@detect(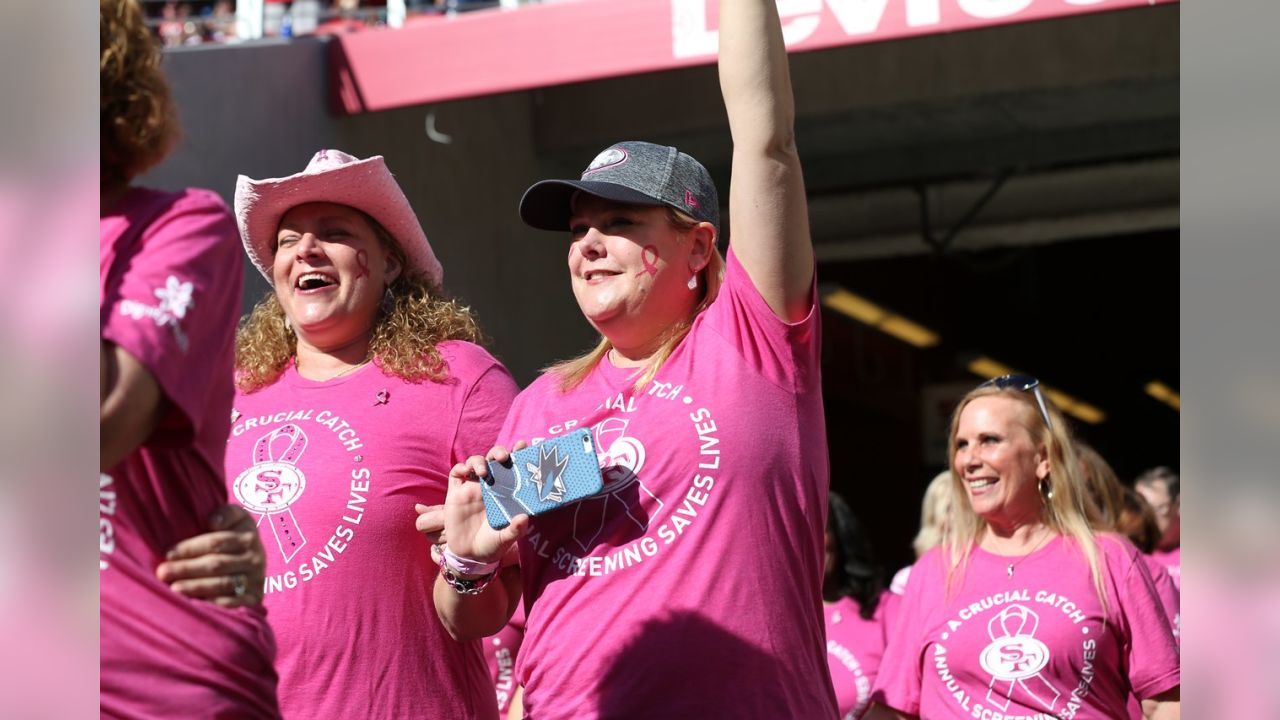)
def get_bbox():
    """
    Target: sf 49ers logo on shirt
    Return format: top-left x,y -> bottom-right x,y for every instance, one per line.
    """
523,383 -> 726,578
233,424 -> 310,562
569,418 -> 664,551
978,604 -> 1059,712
